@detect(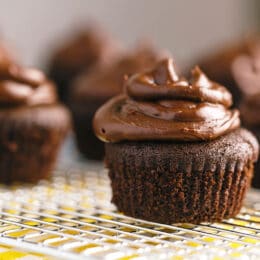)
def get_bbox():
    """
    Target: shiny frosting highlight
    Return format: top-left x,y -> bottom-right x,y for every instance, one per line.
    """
94,58 -> 240,142
0,63 -> 57,106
